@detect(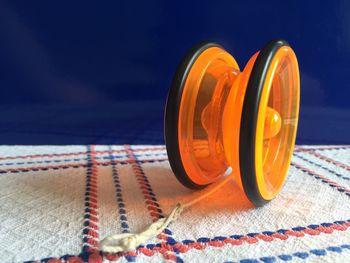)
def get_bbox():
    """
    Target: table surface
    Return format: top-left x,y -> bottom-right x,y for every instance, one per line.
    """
0,145 -> 349,262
